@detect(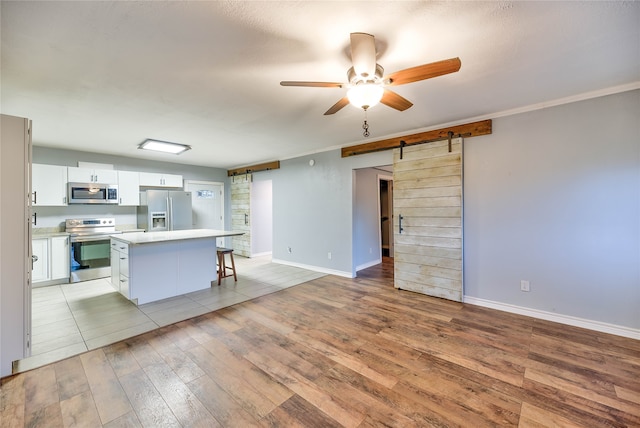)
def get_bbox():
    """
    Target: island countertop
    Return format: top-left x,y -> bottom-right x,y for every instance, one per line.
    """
110,229 -> 243,245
